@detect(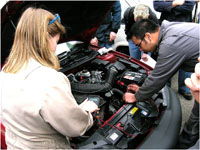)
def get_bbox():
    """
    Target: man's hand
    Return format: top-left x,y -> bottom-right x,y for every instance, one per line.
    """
127,84 -> 140,93
141,53 -> 148,62
172,0 -> 185,7
185,57 -> 200,103
90,37 -> 98,46
123,92 -> 136,103
109,32 -> 117,42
